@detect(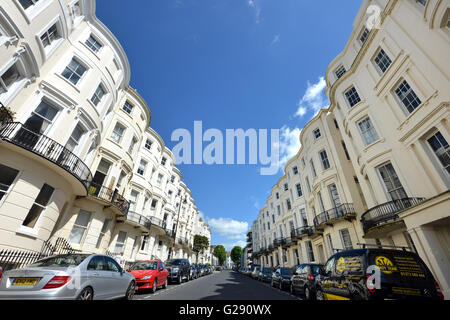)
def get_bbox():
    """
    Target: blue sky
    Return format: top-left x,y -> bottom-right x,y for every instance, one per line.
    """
96,0 -> 362,250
